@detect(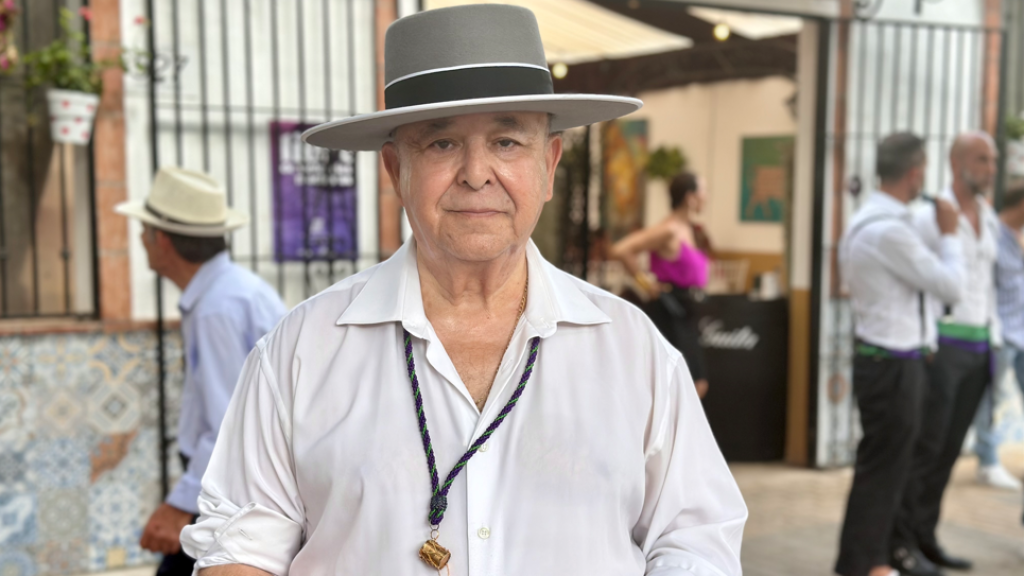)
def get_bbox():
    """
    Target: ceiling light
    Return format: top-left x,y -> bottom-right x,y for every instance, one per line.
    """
713,23 -> 731,41
552,63 -> 568,80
